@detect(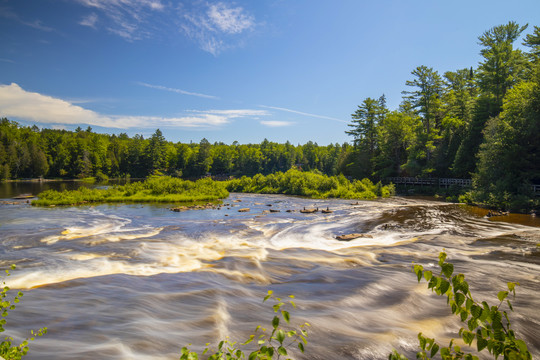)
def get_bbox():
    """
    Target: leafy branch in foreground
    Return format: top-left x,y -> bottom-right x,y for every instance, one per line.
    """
179,291 -> 309,360
1,265 -> 47,360
390,252 -> 531,360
